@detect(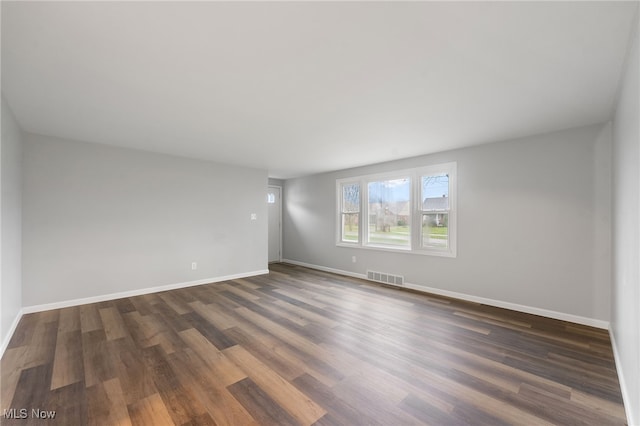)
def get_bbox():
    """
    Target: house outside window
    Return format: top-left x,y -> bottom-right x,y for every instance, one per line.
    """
421,173 -> 450,249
